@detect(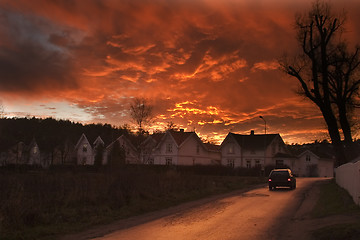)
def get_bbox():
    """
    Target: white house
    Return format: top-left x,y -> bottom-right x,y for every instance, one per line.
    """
73,133 -> 94,165
4,139 -> 42,166
149,129 -> 221,166
220,131 -> 289,169
27,138 -> 41,165
294,149 -> 334,177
